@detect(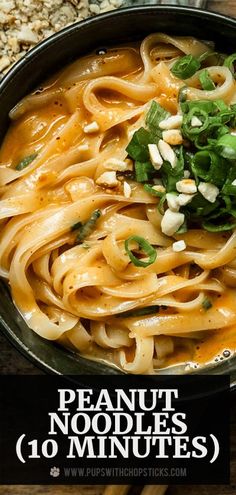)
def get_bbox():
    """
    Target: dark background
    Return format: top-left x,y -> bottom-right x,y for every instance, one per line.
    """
0,331 -> 235,494
0,374 -> 230,485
